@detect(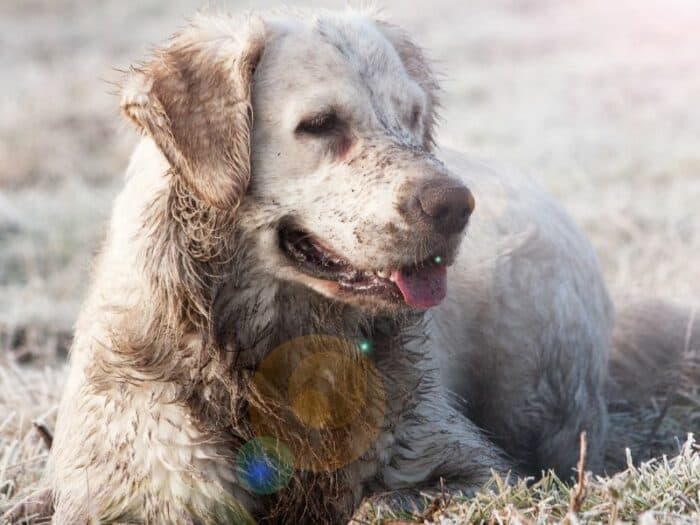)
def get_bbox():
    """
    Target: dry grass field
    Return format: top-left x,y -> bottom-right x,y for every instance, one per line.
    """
1,0 -> 699,523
